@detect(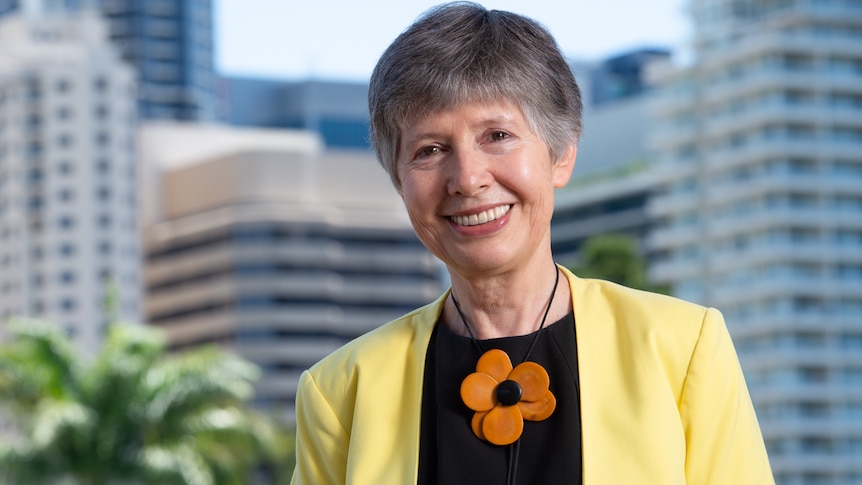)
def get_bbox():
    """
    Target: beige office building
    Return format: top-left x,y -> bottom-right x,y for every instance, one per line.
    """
140,123 -> 443,422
